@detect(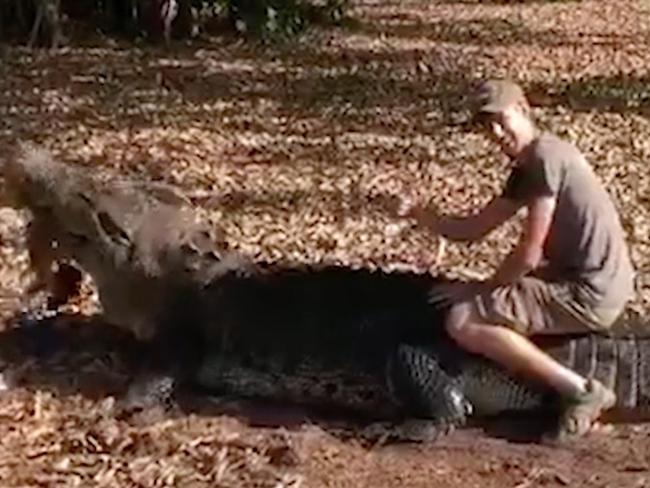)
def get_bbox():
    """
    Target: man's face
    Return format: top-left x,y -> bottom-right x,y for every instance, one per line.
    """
483,104 -> 530,159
